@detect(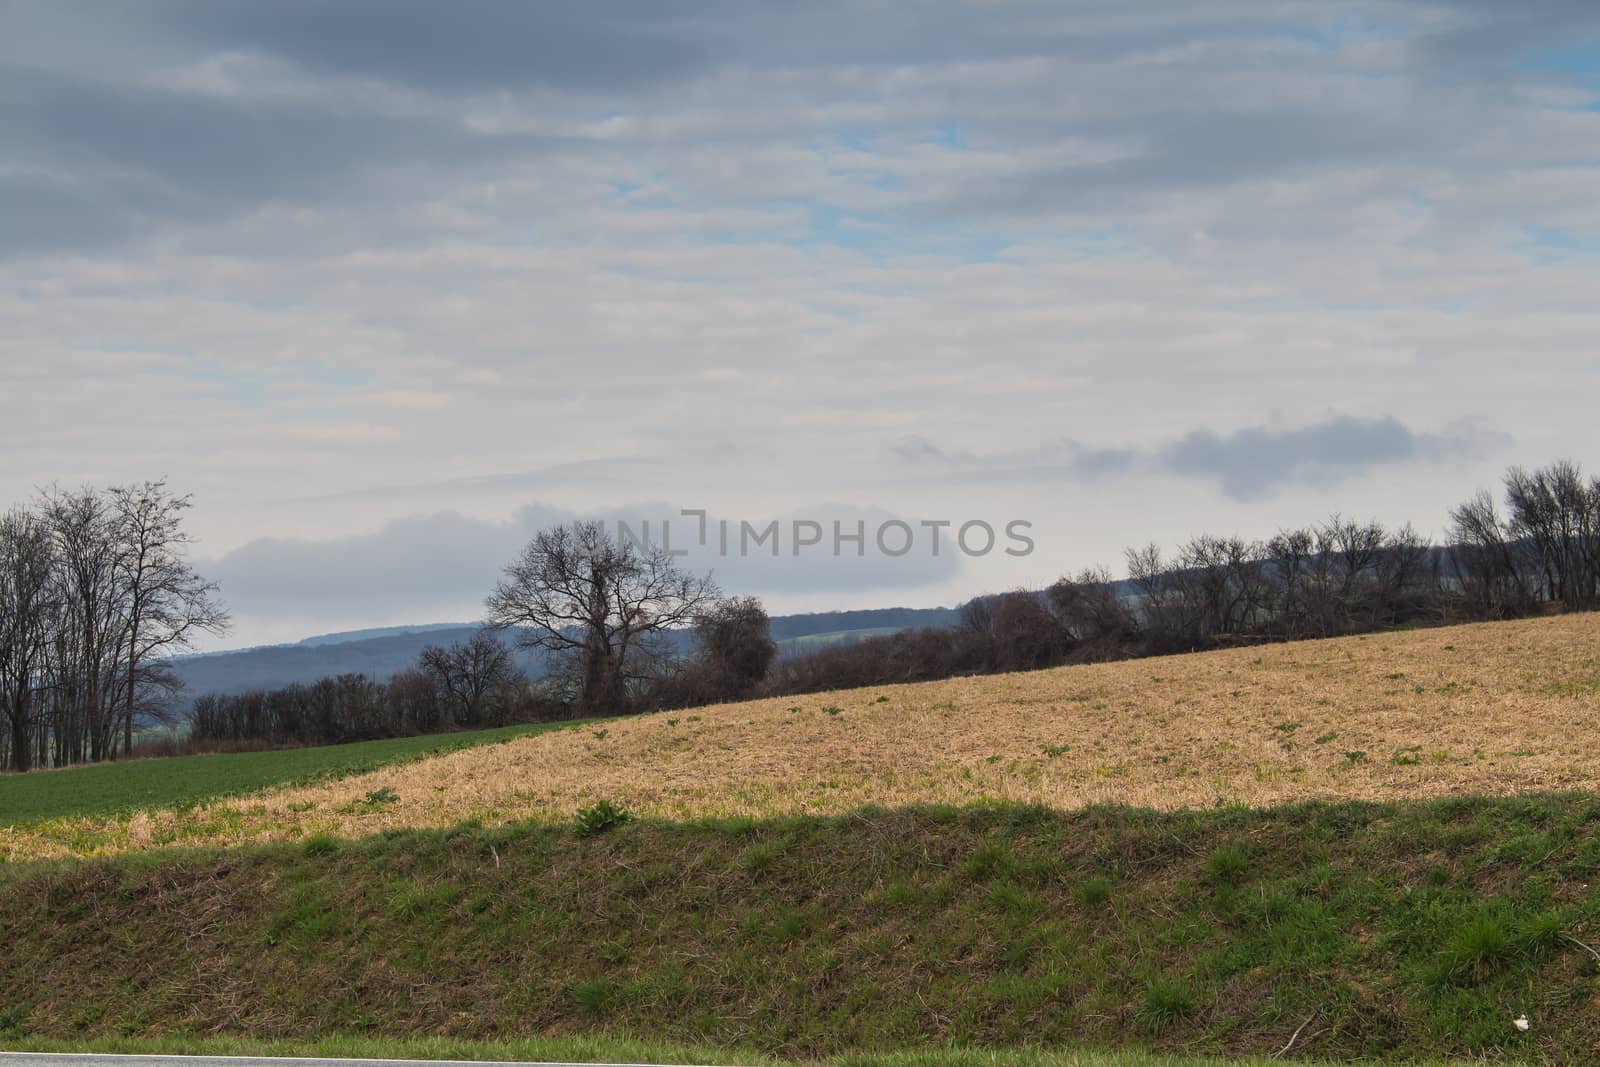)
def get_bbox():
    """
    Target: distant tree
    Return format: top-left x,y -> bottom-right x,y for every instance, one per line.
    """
1448,490 -> 1532,617
961,591 -> 1066,672
1504,461 -> 1600,609
1265,528 -> 1314,637
107,481 -> 229,754
40,487 -> 127,763
386,668 -> 443,735
485,520 -> 719,716
1047,567 -> 1137,657
694,596 -> 778,700
417,630 -> 524,726
0,509 -> 57,771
